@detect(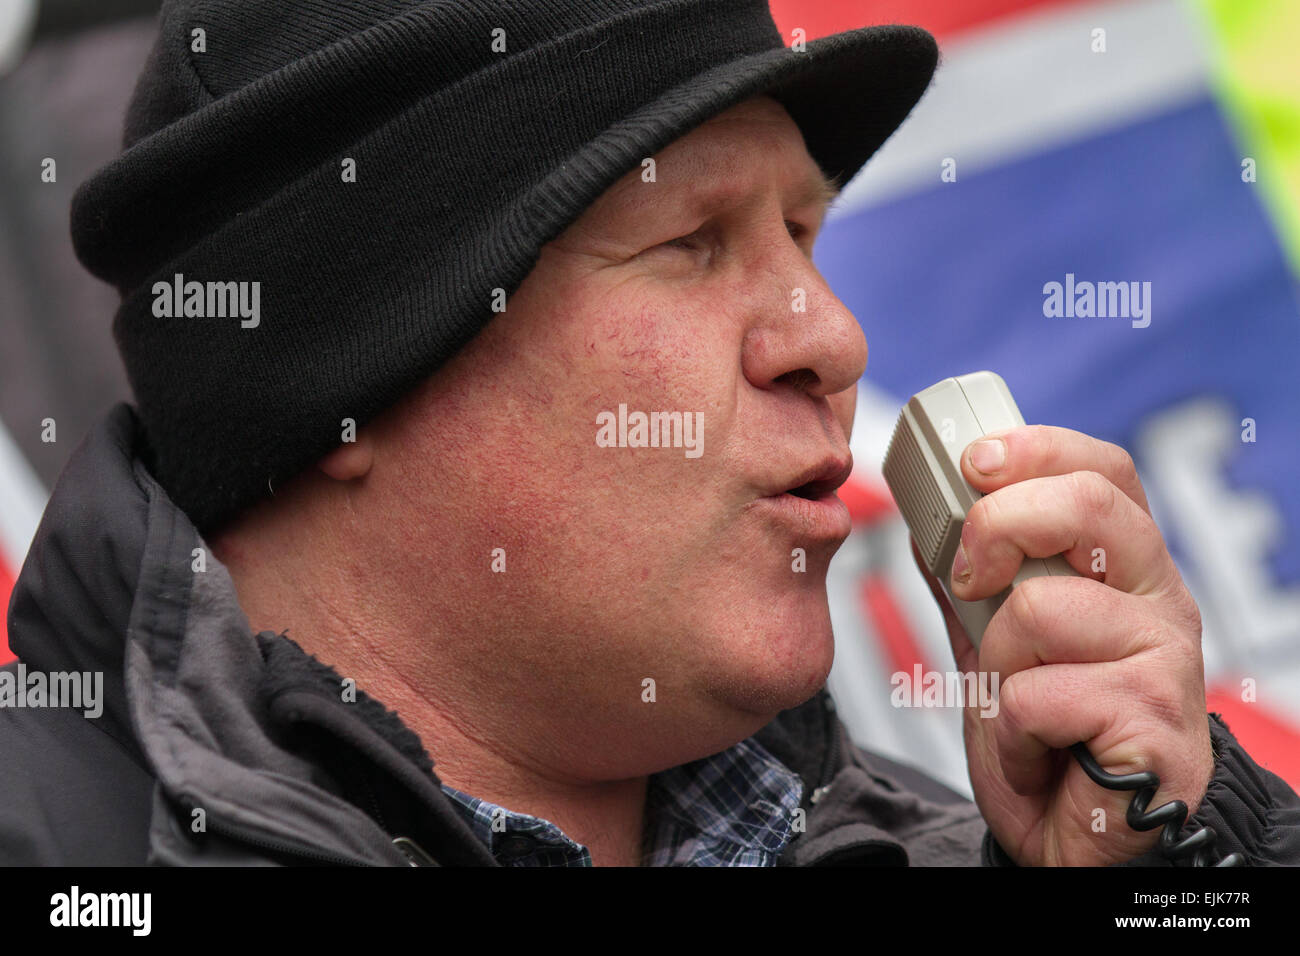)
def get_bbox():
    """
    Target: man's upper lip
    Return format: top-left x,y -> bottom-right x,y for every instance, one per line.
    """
768,453 -> 854,498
